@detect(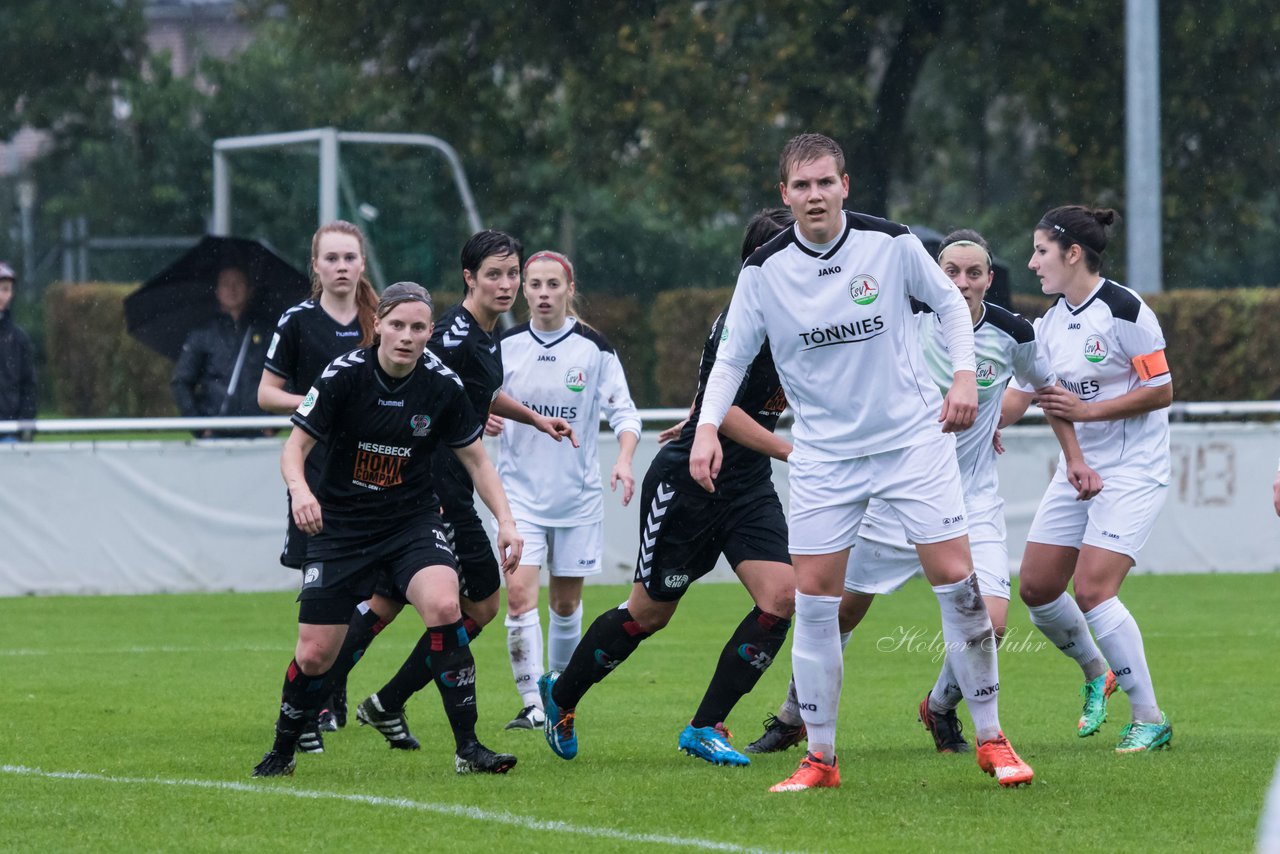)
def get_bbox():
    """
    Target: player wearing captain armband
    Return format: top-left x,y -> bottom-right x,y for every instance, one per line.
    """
1006,205 -> 1174,755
